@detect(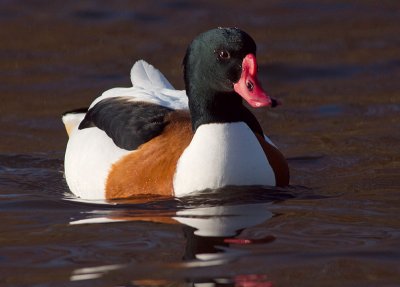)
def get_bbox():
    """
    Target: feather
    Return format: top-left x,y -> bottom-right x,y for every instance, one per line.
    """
130,60 -> 174,90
